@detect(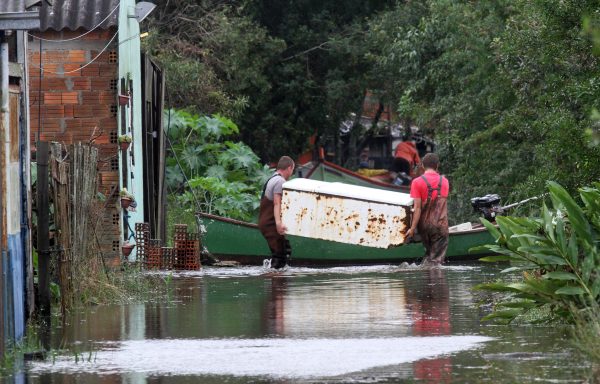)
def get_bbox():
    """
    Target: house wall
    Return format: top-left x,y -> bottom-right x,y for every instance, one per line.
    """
118,2 -> 145,261
28,28 -> 121,264
1,83 -> 26,344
